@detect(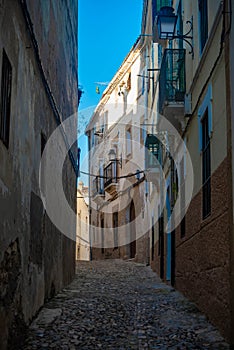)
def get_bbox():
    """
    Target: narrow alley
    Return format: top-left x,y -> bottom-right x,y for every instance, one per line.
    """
23,260 -> 228,350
